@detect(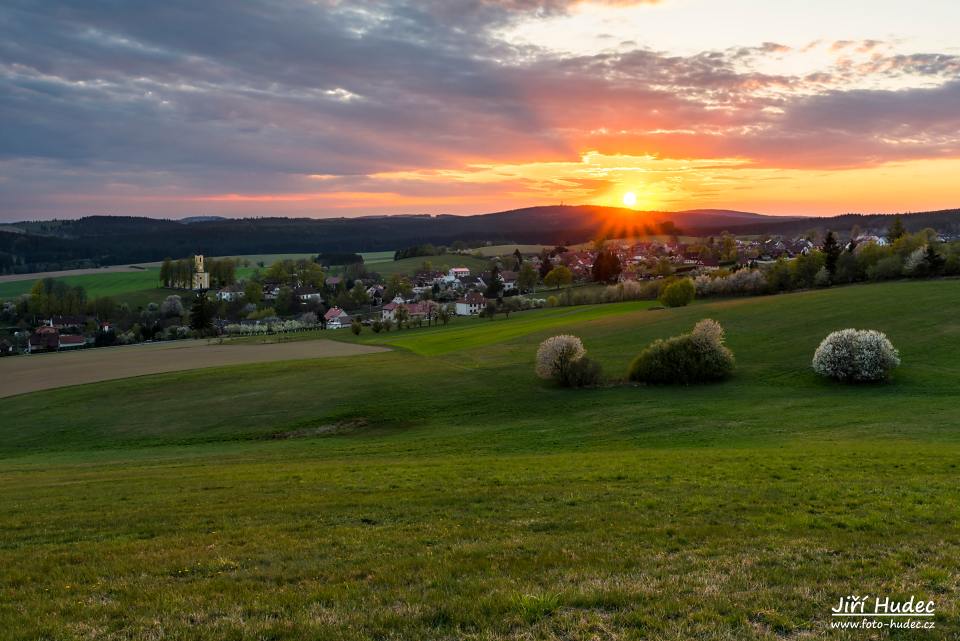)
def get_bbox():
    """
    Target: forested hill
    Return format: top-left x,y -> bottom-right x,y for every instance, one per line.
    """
1,205 -> 958,274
